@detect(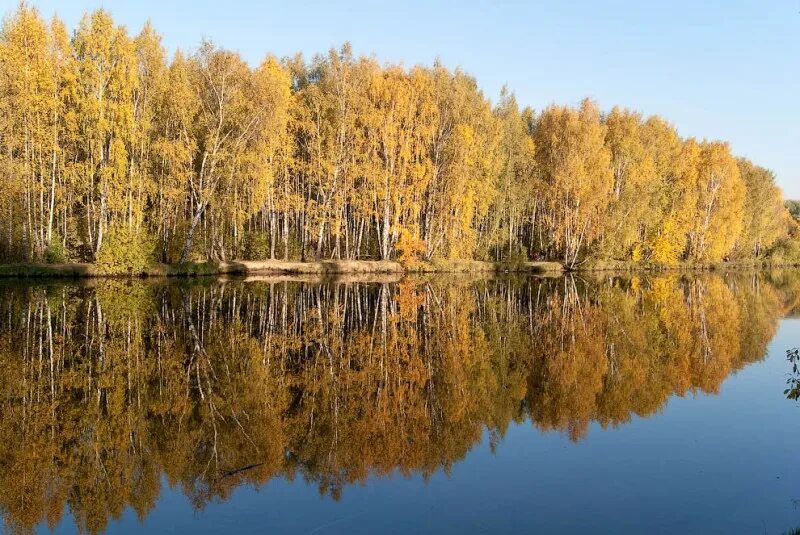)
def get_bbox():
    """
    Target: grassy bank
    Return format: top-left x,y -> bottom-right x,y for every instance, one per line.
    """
0,263 -> 100,278
0,259 -> 564,279
4,257 -> 797,279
